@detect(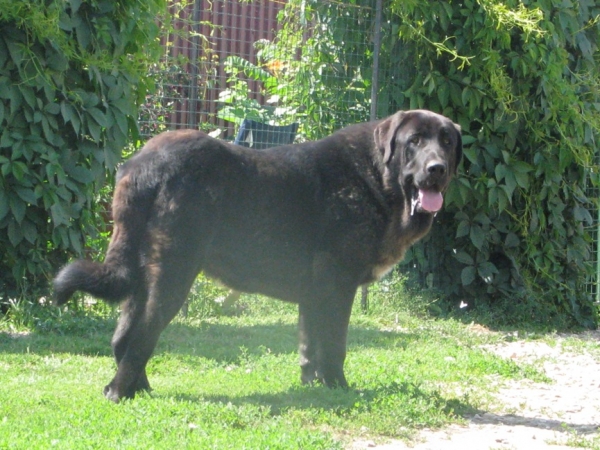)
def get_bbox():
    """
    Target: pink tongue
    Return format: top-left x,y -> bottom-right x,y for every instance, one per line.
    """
419,189 -> 443,212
